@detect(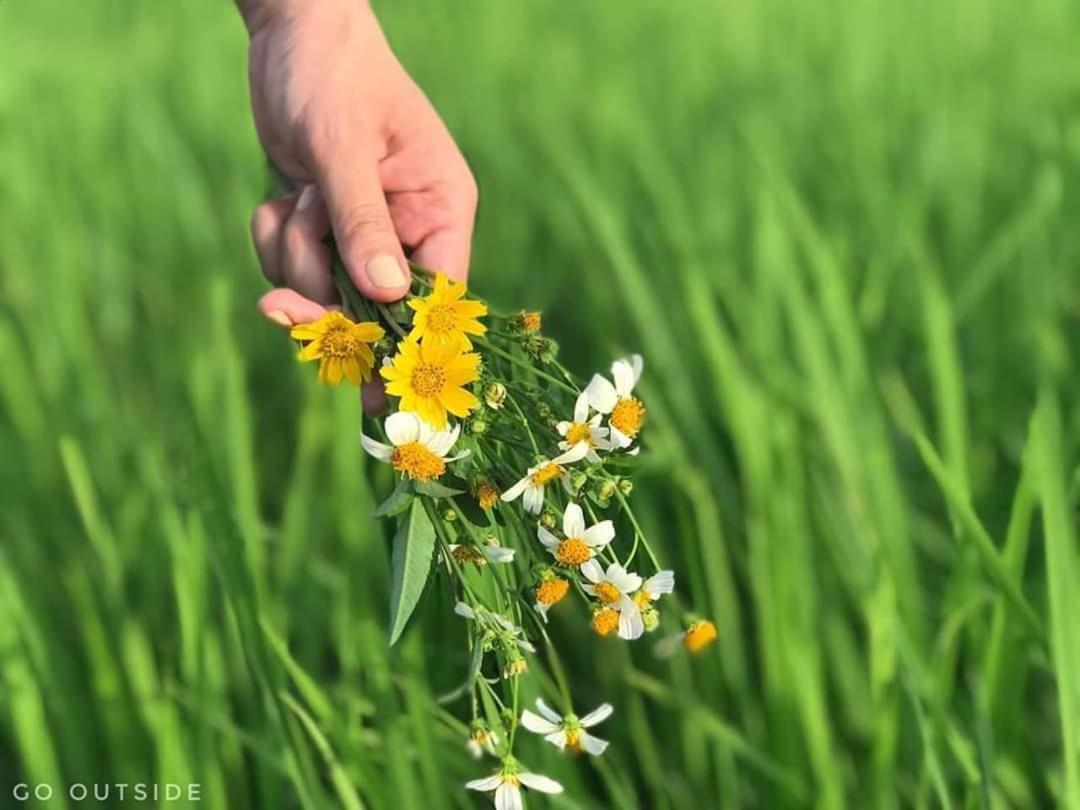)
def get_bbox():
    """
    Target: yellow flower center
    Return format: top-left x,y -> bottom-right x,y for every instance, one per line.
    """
410,362 -> 447,397
594,582 -> 621,604
591,607 -> 619,637
535,577 -> 569,606
520,311 -> 542,333
684,620 -> 718,654
390,442 -> 446,481
451,546 -> 485,566
476,482 -> 500,510
425,304 -> 459,334
319,325 -> 362,360
565,422 -> 593,446
555,538 -> 592,567
633,589 -> 652,608
531,462 -> 563,486
610,397 -> 646,438
565,729 -> 582,752
504,658 -> 527,678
